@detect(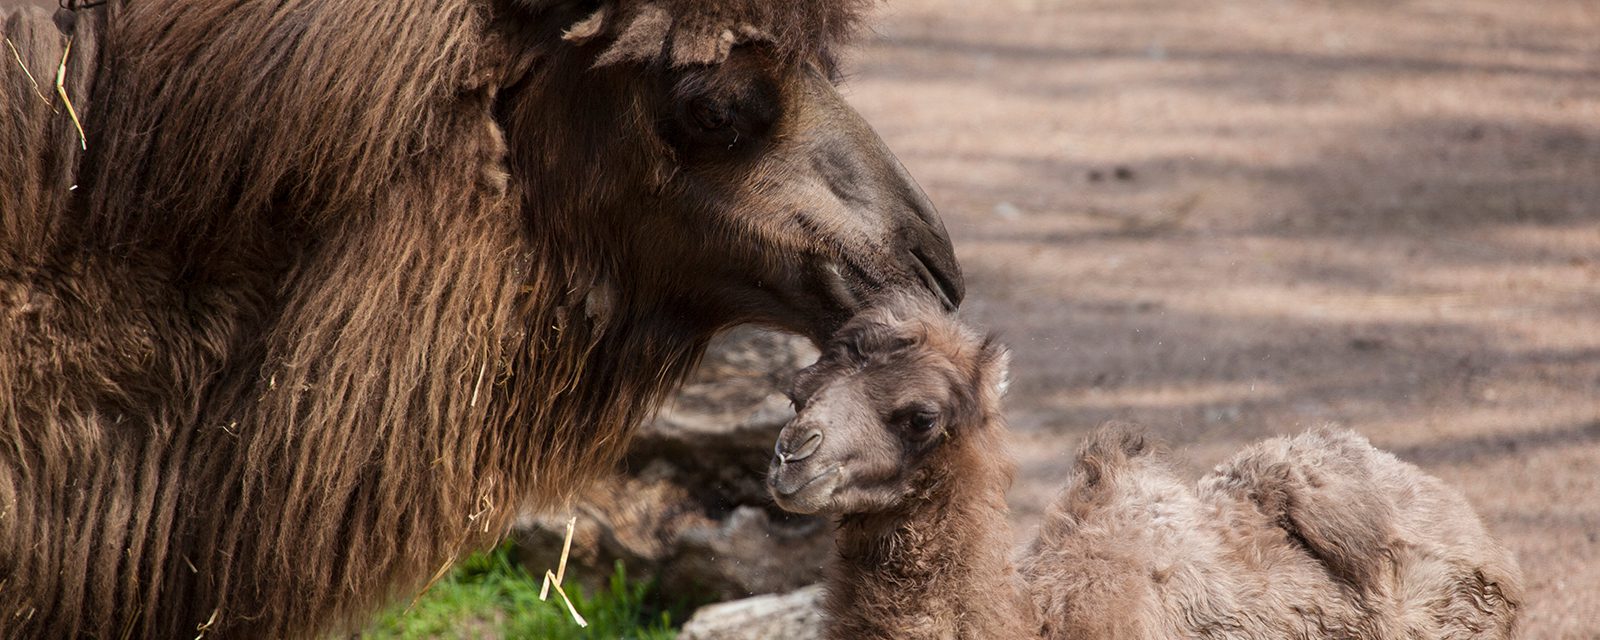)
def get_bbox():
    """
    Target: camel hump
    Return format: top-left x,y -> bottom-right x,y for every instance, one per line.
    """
1209,427 -> 1397,590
